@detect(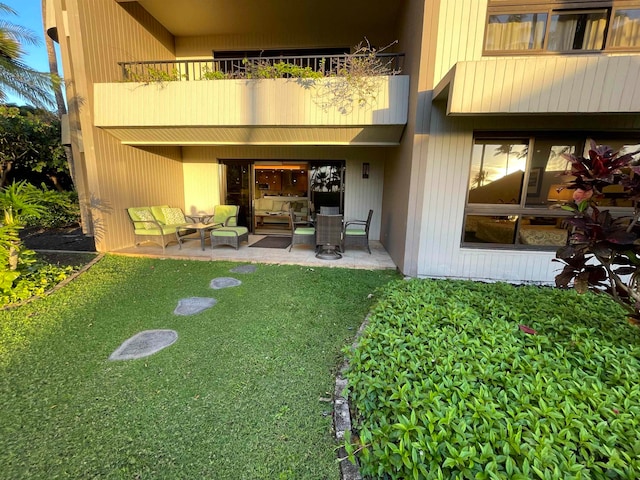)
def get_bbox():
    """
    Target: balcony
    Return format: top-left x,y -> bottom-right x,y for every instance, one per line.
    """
94,54 -> 409,146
